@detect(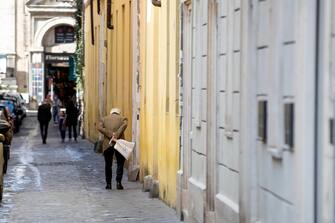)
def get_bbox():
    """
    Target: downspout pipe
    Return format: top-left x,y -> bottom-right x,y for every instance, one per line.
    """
90,0 -> 94,44
179,0 -> 184,176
